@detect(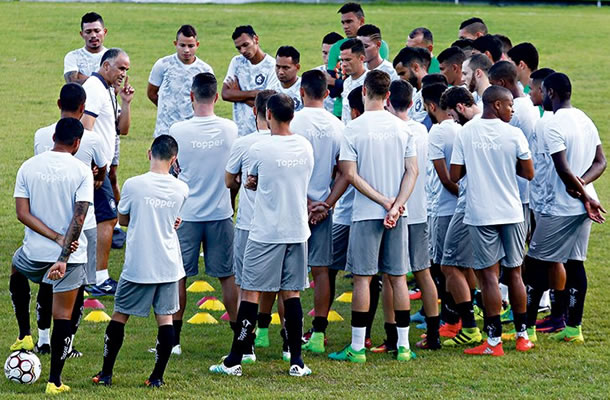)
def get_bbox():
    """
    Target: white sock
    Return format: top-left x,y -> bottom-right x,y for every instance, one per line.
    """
351,326 -> 366,351
487,336 -> 501,346
397,326 -> 410,349
96,270 -> 110,285
67,334 -> 74,353
38,329 -> 50,346
516,330 -> 529,340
